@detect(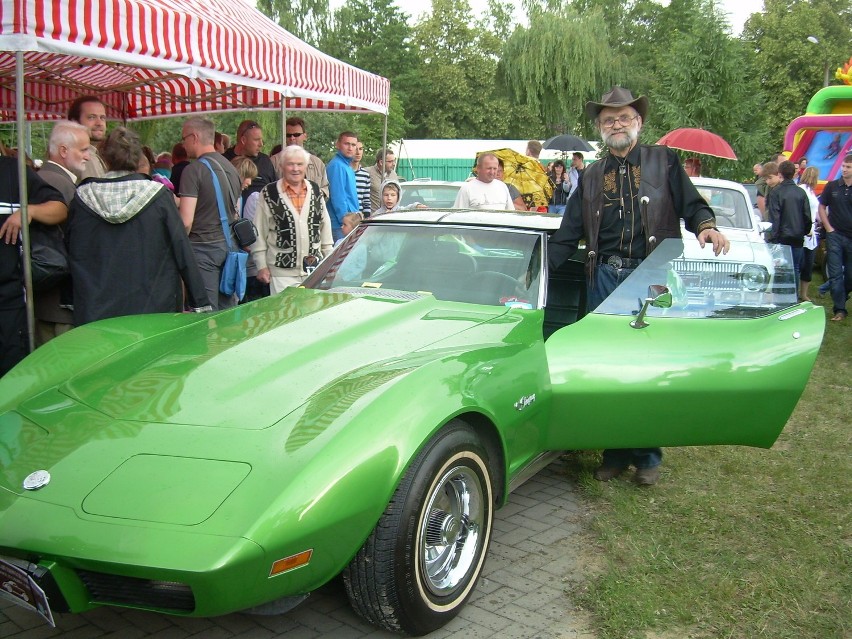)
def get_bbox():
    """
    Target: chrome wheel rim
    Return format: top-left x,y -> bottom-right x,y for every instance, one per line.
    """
419,464 -> 486,597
